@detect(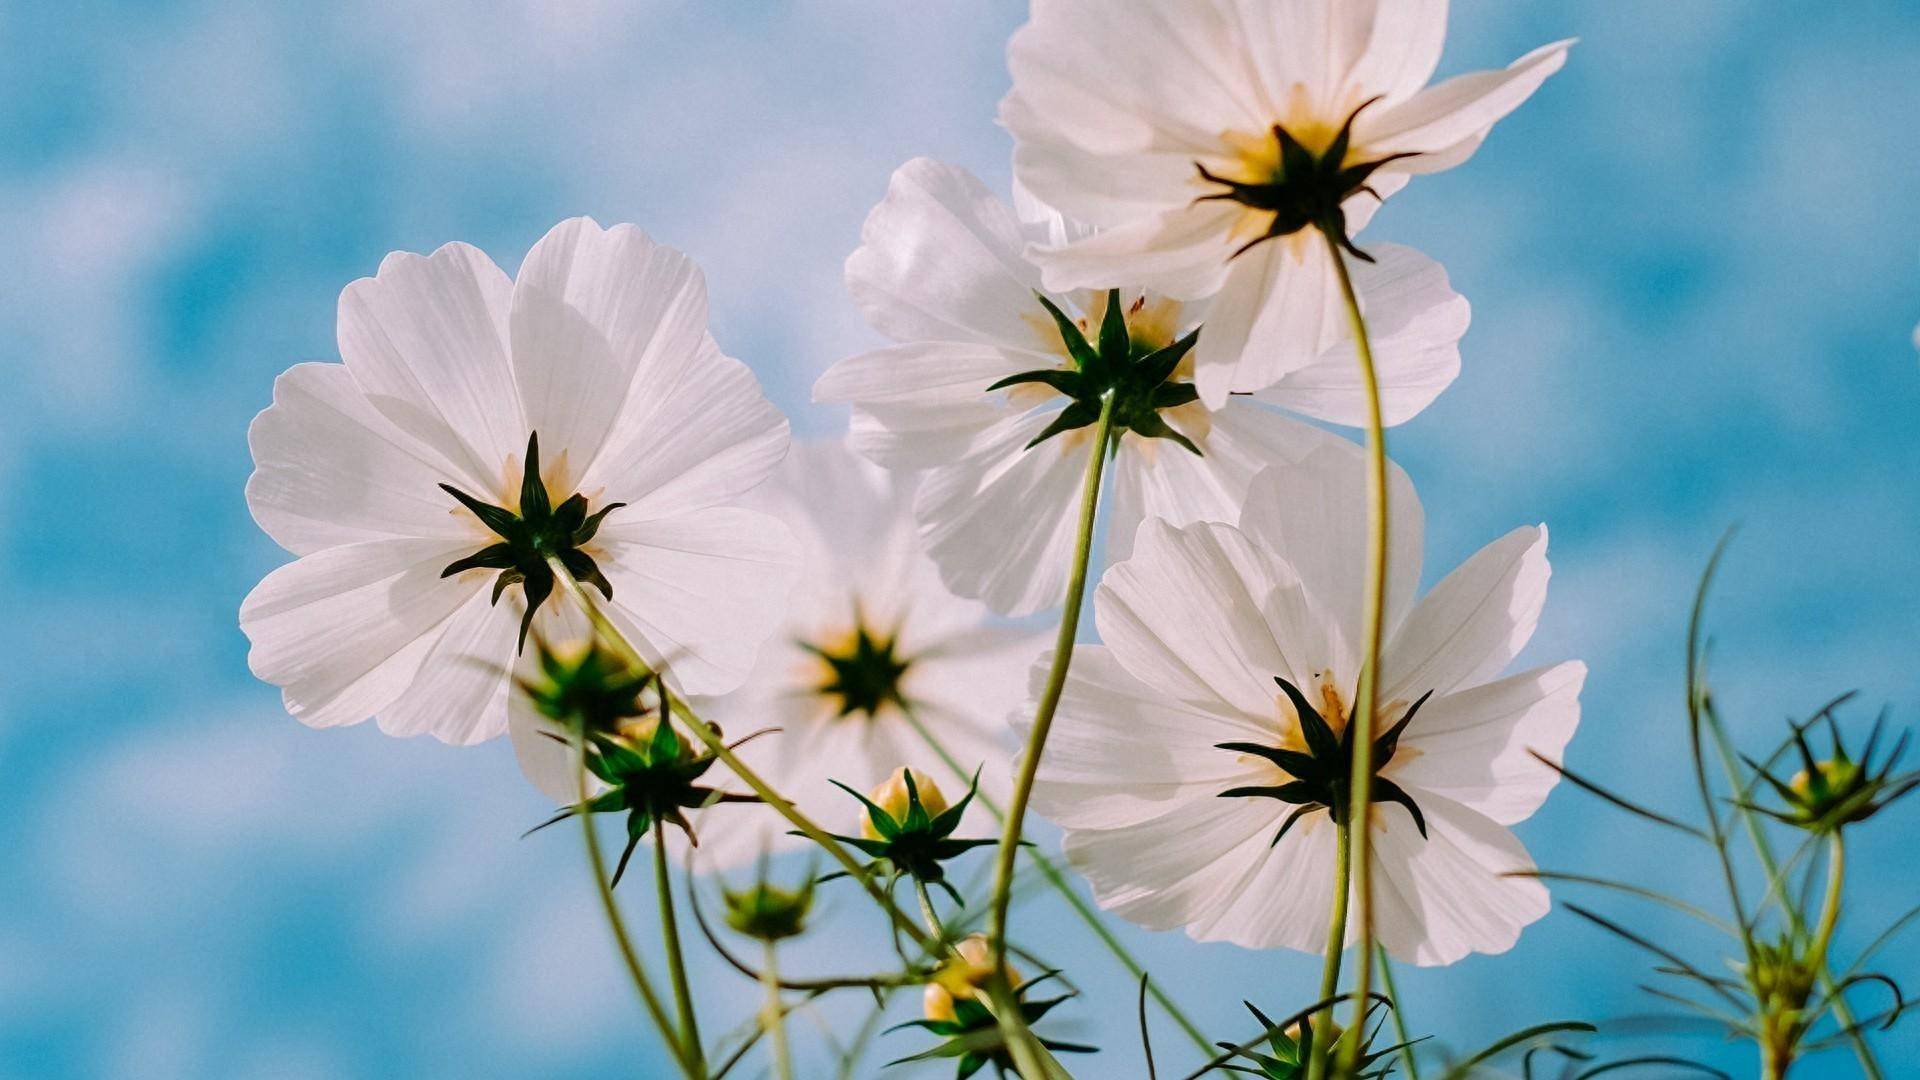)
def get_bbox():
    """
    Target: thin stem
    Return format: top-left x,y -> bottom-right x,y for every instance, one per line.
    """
1324,230 -> 1389,1075
985,395 -> 1118,1078
1809,832 -> 1845,974
902,707 -> 1213,1055
1306,818 -> 1353,1080
1707,708 -> 1882,1079
573,733 -> 695,1078
1375,946 -> 1421,1080
654,819 -> 705,1076
915,876 -> 947,944
761,940 -> 795,1080
545,557 -> 935,954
